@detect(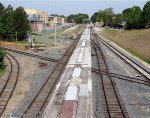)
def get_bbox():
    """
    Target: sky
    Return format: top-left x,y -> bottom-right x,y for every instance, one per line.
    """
0,0 -> 148,17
